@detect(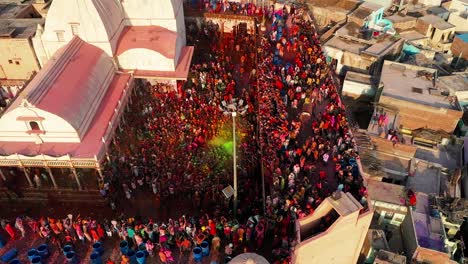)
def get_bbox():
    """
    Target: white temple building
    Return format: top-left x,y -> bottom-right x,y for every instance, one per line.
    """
0,0 -> 193,189
32,0 -> 193,79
